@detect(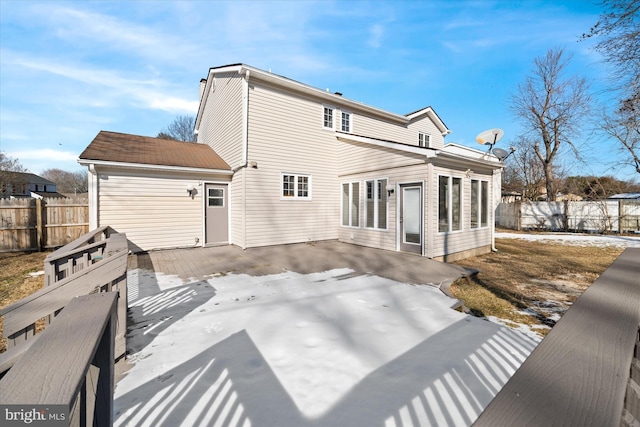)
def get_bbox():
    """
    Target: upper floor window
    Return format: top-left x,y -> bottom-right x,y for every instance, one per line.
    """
282,173 -> 311,199
323,106 -> 334,129
438,175 -> 462,232
341,111 -> 352,133
418,132 -> 431,148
